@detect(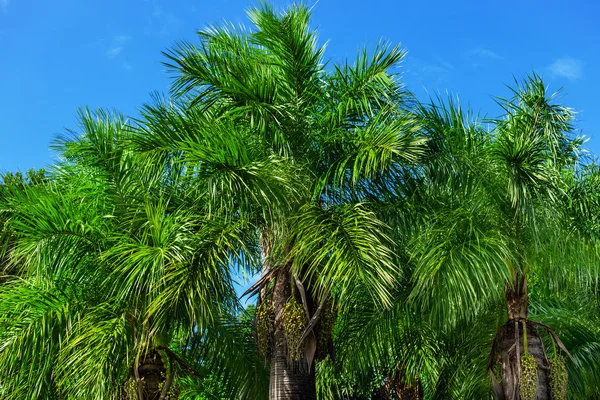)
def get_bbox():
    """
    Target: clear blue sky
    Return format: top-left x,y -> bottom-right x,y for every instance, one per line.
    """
1,0 -> 599,173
